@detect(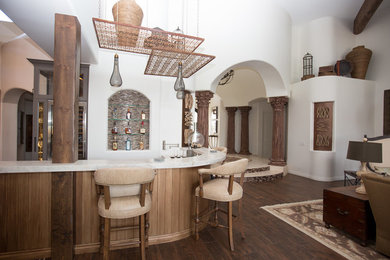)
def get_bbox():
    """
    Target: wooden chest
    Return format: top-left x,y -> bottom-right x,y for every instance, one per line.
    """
323,186 -> 375,245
